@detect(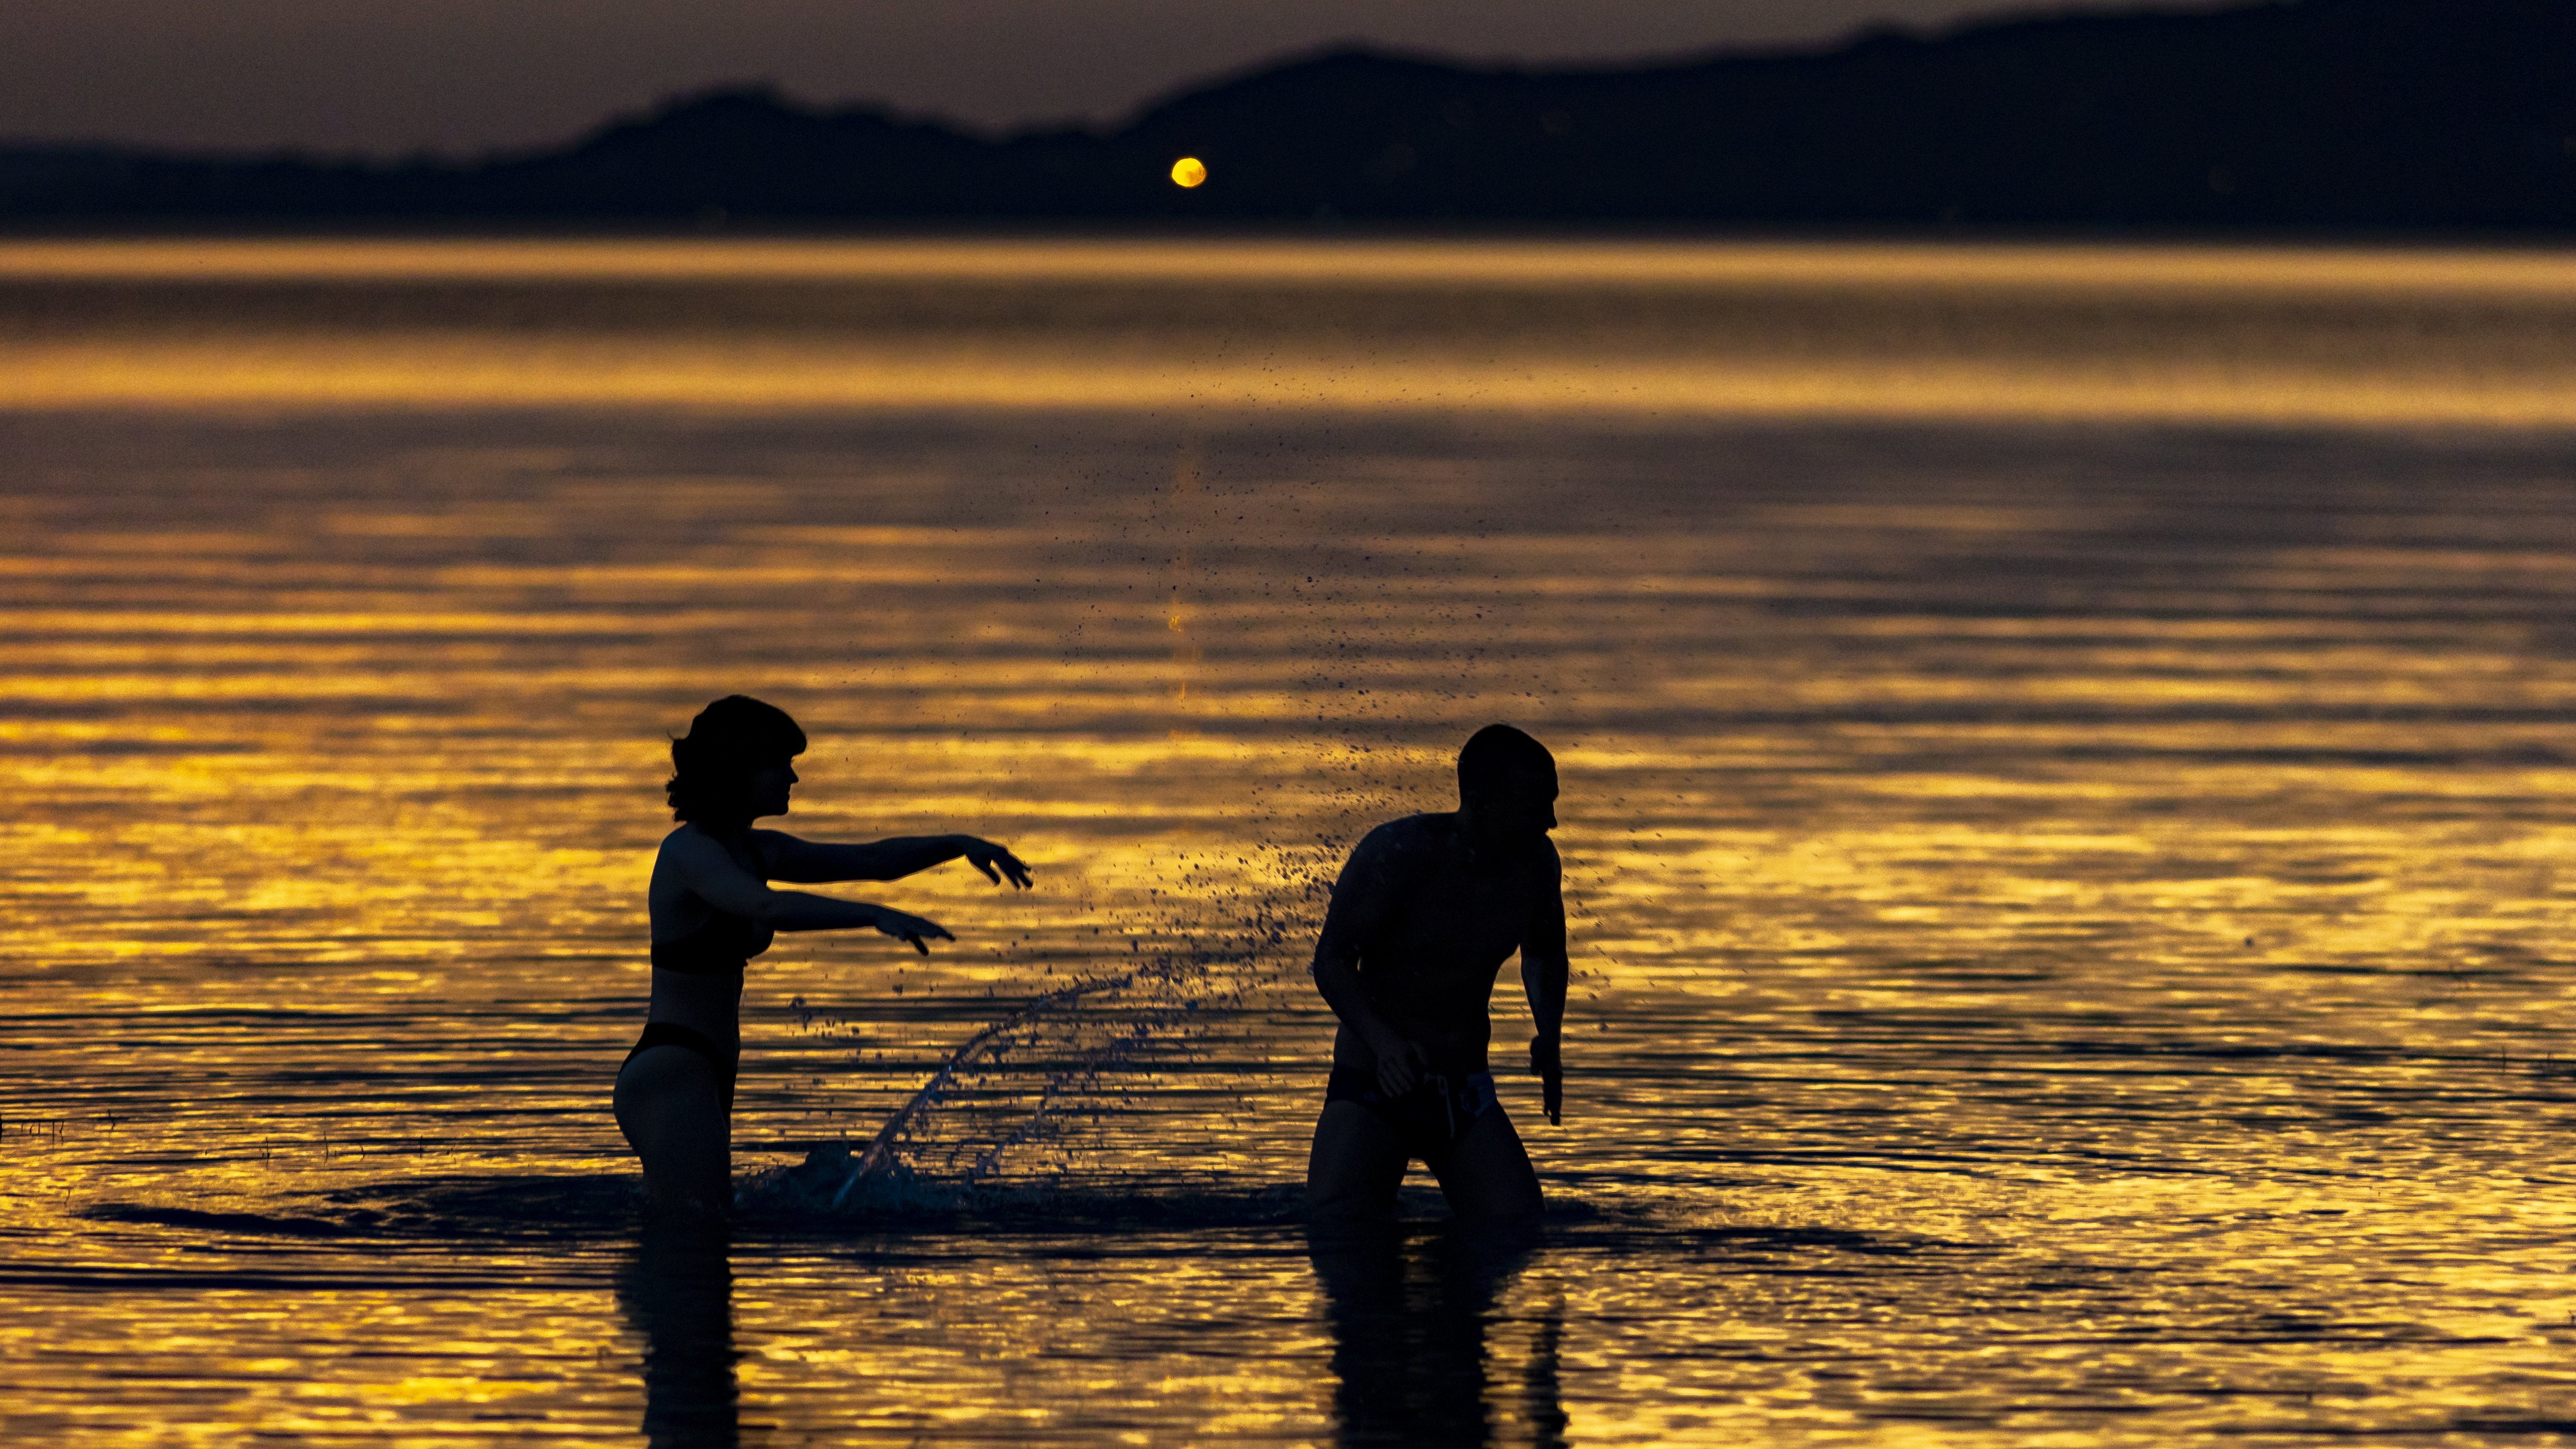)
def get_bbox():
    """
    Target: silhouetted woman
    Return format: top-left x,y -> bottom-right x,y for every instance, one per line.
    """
616,695 -> 1032,1220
